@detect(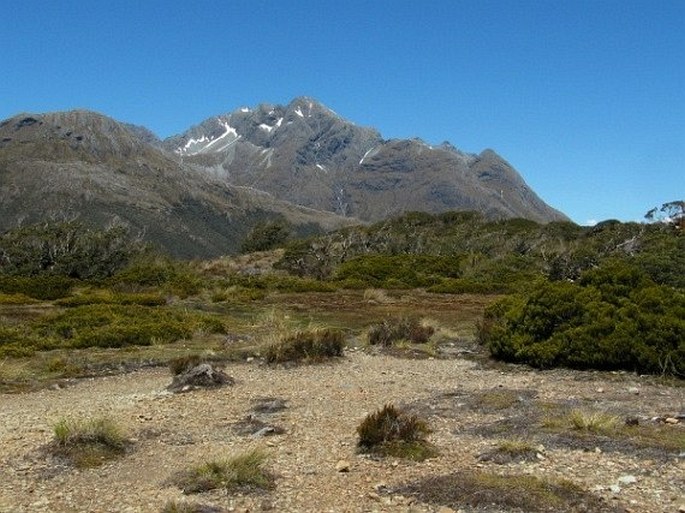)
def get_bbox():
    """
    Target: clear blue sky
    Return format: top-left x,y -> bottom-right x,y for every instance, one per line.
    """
1,1 -> 683,225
